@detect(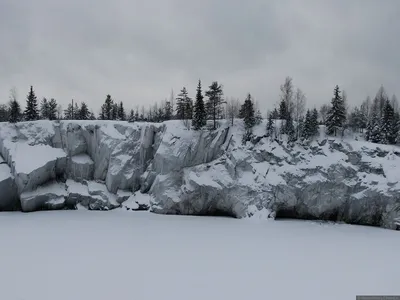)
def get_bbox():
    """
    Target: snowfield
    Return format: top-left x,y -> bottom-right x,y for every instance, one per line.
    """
0,210 -> 398,300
